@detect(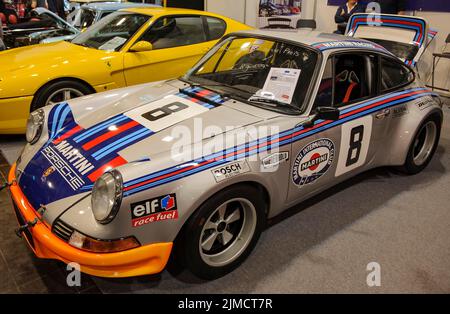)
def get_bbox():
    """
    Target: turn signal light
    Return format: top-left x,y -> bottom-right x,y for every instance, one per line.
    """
69,231 -> 140,253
